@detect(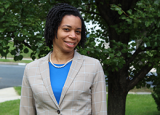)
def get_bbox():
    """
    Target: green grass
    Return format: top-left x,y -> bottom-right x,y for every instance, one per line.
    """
0,87 -> 21,115
130,87 -> 153,92
0,99 -> 20,115
106,86 -> 153,92
1,87 -> 159,115
0,42 -> 38,63
6,42 -> 32,58
126,94 -> 160,115
14,86 -> 21,96
0,59 -> 32,63
1,94 -> 159,115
